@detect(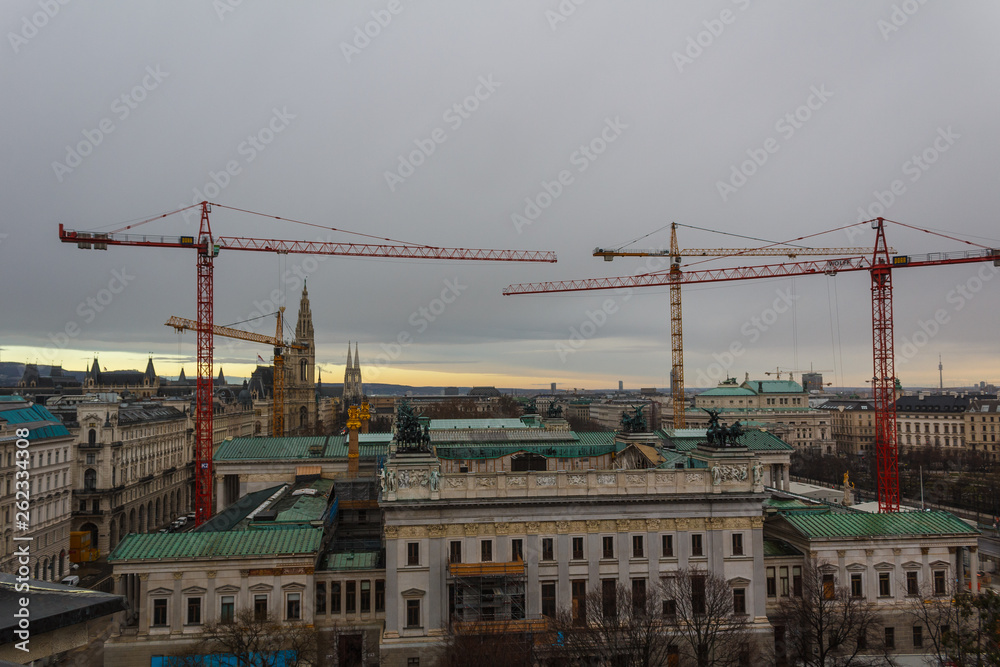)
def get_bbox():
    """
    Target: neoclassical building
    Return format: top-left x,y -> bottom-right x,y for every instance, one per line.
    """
72,398 -> 193,555
0,397 -> 75,581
